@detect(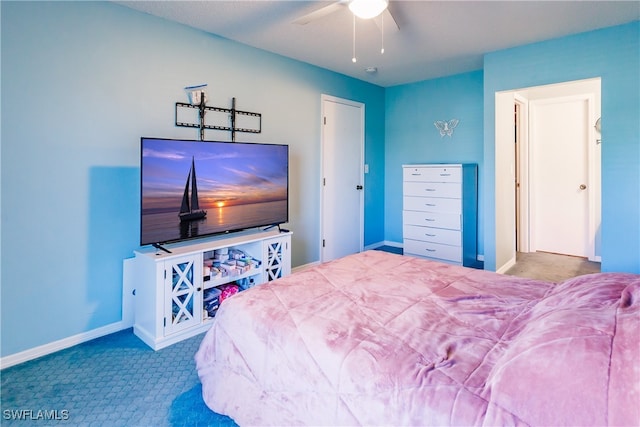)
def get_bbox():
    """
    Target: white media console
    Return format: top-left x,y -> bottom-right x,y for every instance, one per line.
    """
128,229 -> 292,350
